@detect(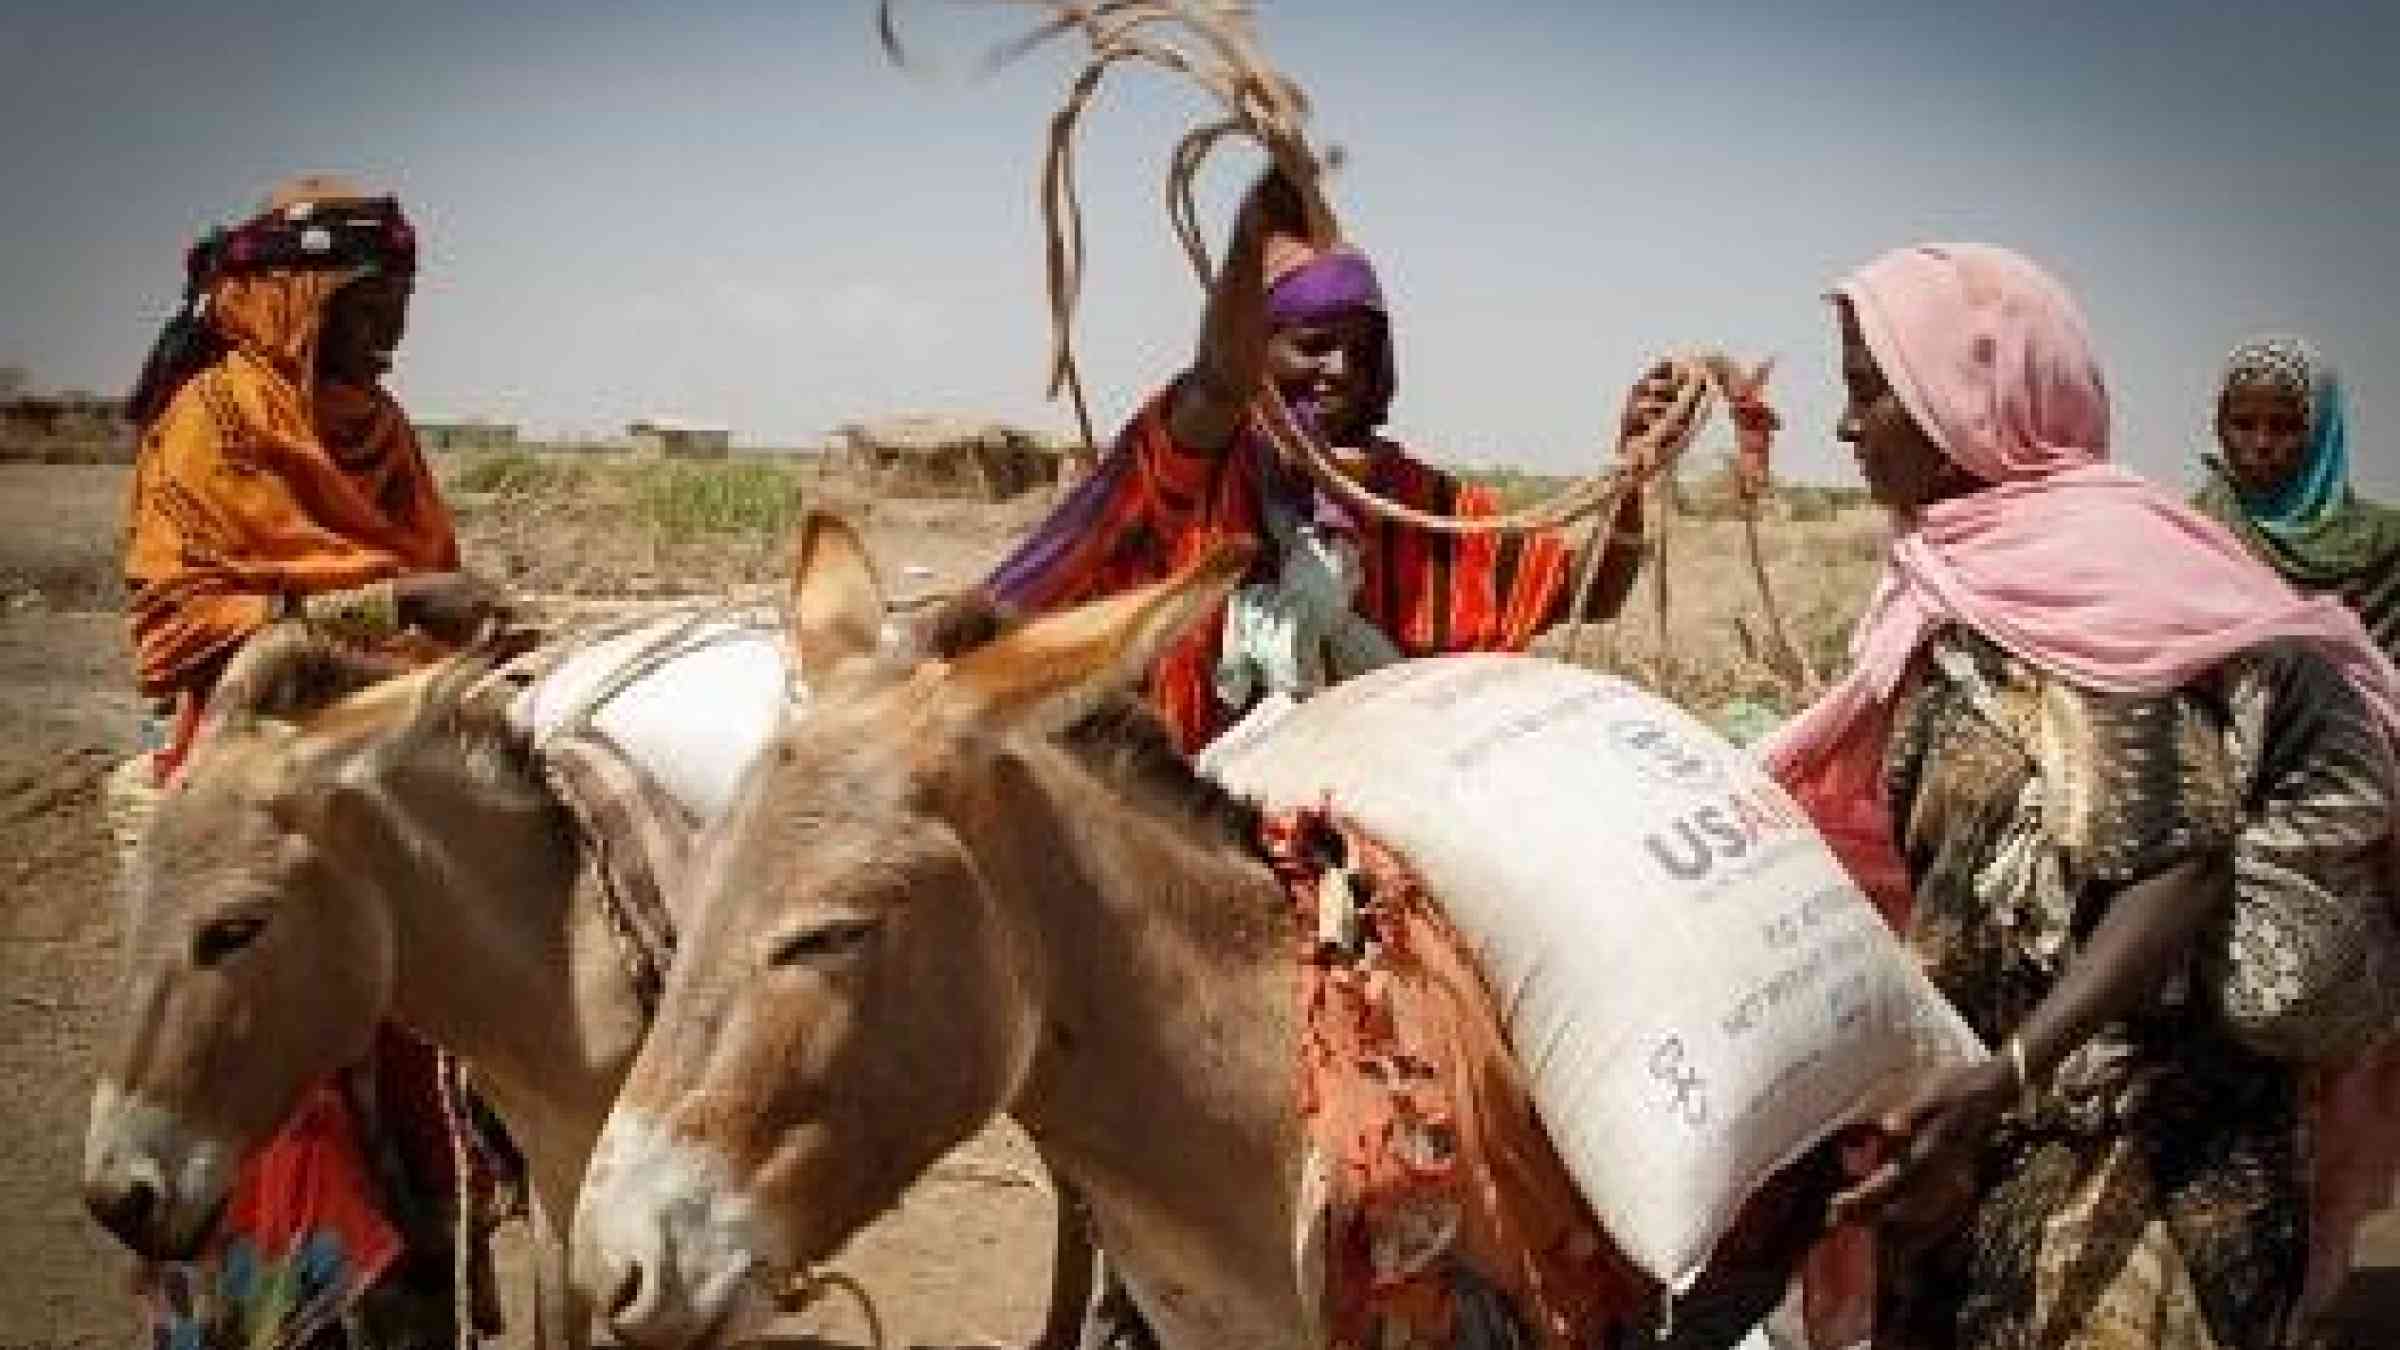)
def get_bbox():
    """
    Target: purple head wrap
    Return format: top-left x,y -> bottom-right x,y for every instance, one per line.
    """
1263,243 -> 1397,434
